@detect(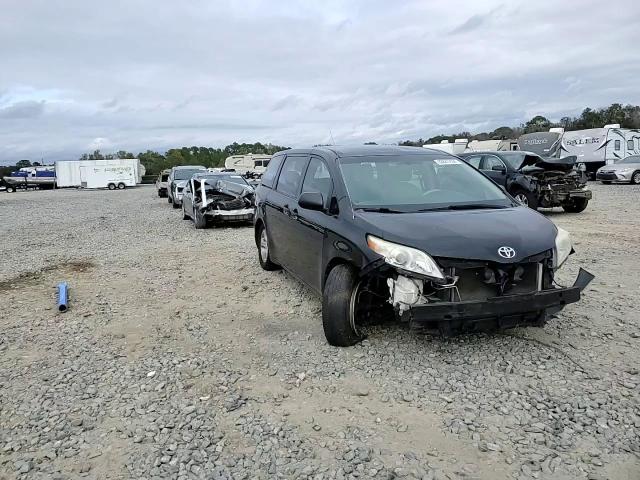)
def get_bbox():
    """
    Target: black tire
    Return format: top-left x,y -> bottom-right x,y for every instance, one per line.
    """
511,188 -> 539,209
194,208 -> 207,229
158,190 -> 162,197
562,197 -> 589,213
172,198 -> 180,209
257,224 -> 280,271
600,181 -> 611,185
167,193 -> 172,203
117,183 -> 125,190
631,171 -> 640,185
182,203 -> 190,220
108,183 -> 116,190
322,265 -> 365,347
6,185 -> 15,193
